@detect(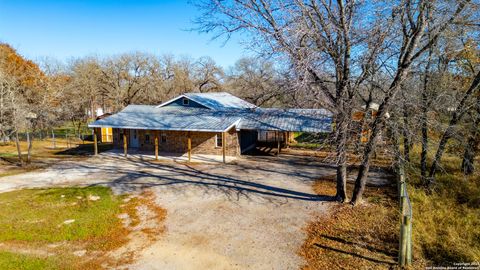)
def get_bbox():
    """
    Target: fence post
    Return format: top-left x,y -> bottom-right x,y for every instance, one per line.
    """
399,195 -> 406,266
52,130 -> 56,149
397,163 -> 413,268
407,215 -> 412,265
26,131 -> 31,163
